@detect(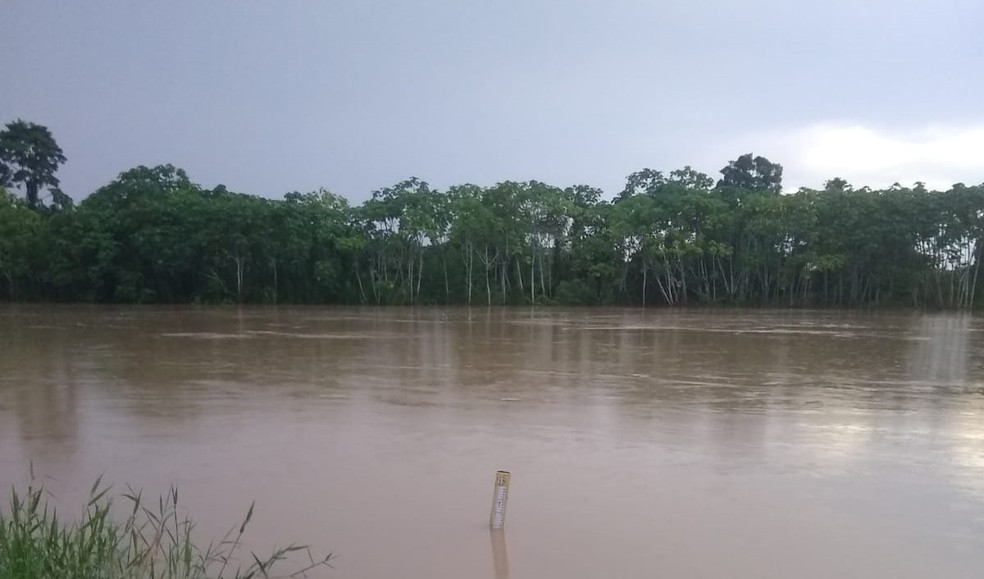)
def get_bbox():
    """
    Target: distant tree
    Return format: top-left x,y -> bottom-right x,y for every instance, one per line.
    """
717,153 -> 783,194
0,188 -> 42,299
0,138 -> 980,309
0,120 -> 68,210
620,168 -> 665,200
823,177 -> 853,193
668,166 -> 714,191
